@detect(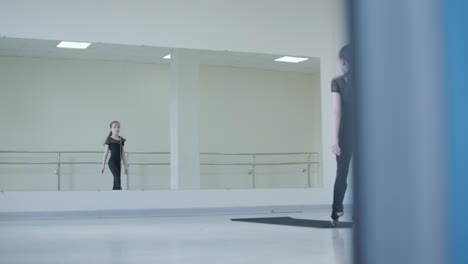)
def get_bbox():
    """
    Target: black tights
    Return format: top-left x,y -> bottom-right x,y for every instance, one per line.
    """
332,144 -> 353,217
108,160 -> 122,190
